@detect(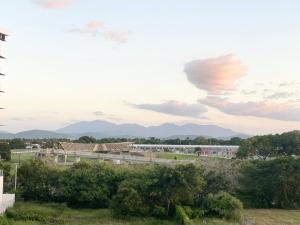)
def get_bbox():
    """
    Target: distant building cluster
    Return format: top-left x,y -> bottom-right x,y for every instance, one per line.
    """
131,144 -> 239,158
58,142 -> 239,159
